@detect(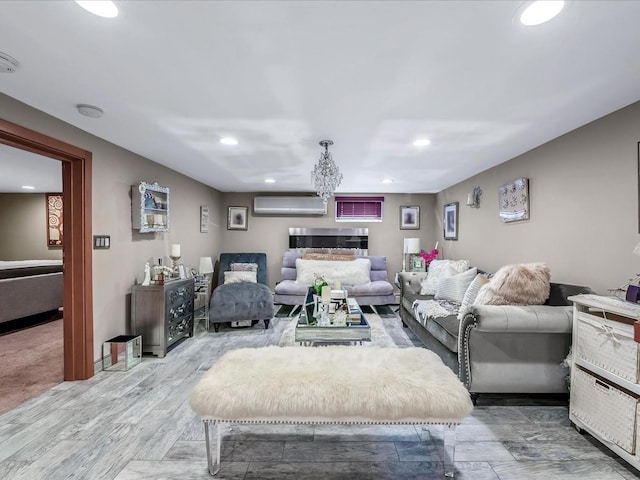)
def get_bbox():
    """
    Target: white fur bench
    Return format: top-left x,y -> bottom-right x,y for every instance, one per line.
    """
190,346 -> 473,478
